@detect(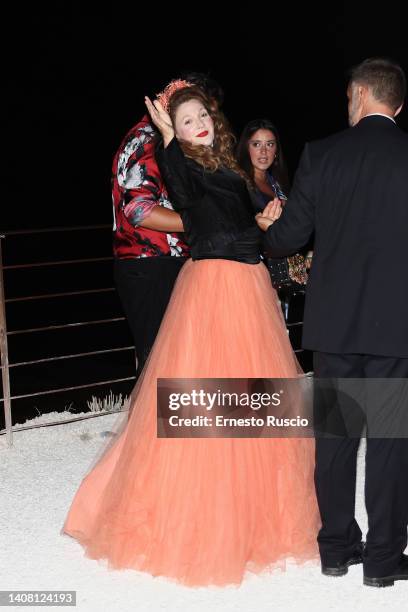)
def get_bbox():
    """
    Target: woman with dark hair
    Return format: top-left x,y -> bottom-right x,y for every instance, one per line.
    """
62,83 -> 319,587
236,118 -> 290,208
237,120 -> 309,315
